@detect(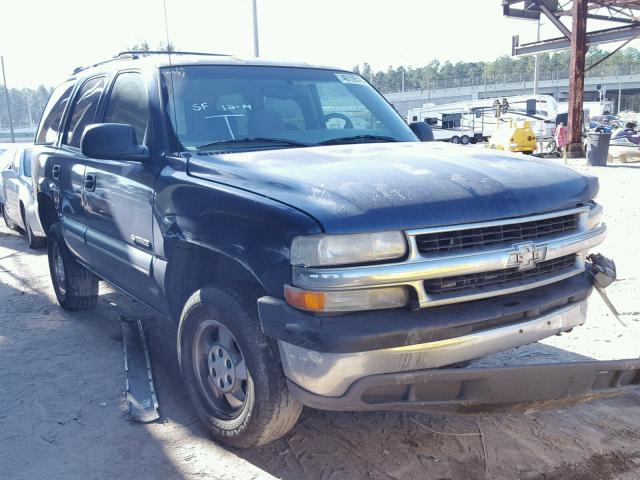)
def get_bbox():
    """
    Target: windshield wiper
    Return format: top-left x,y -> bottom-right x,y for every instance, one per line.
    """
196,137 -> 309,150
316,135 -> 399,146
